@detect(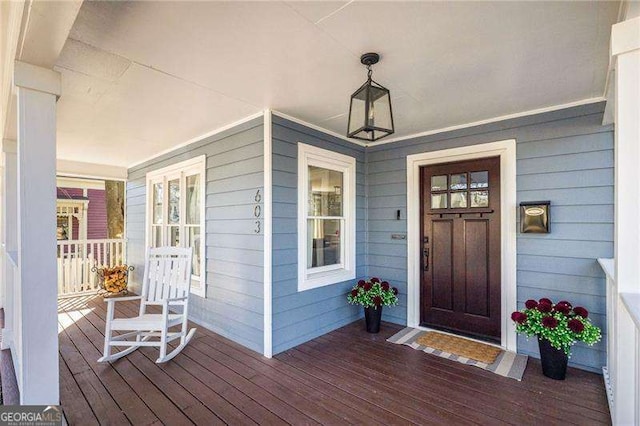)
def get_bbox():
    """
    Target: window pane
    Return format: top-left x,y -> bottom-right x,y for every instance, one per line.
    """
307,219 -> 341,268
57,216 -> 69,240
152,226 -> 162,247
431,175 -> 447,191
168,179 -> 180,224
308,166 -> 343,217
348,87 -> 366,135
187,227 -> 201,277
451,192 -> 468,208
431,193 -> 447,209
153,183 -> 163,224
168,226 -> 180,246
450,173 -> 467,190
471,191 -> 489,207
470,171 -> 489,189
371,89 -> 392,130
186,174 -> 200,225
